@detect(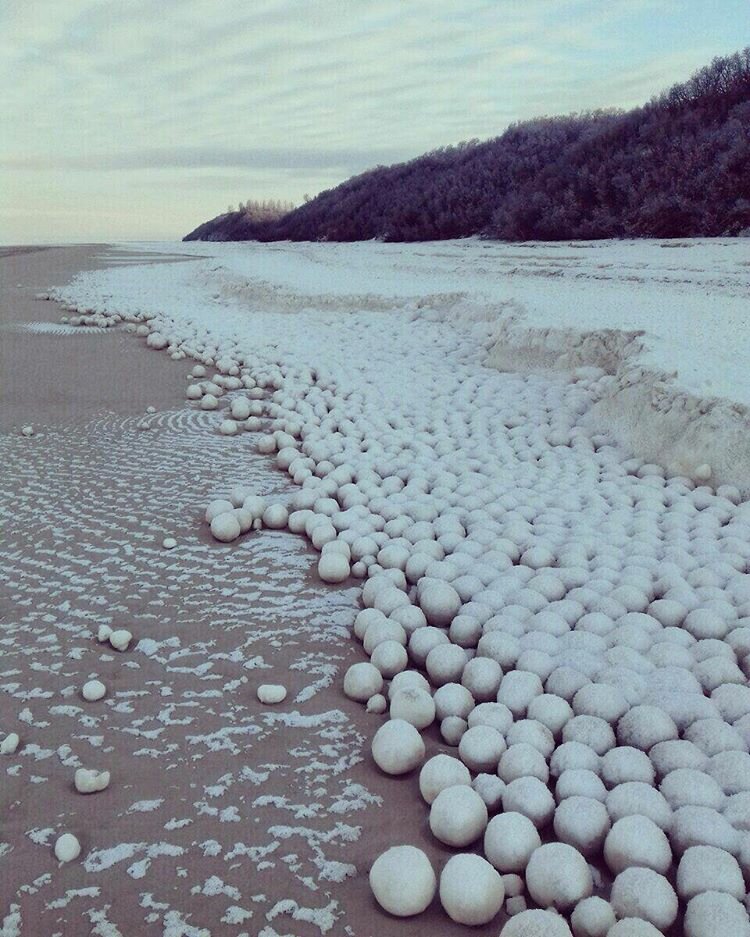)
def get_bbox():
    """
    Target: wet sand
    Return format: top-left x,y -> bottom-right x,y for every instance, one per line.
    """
0,246 -> 494,936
